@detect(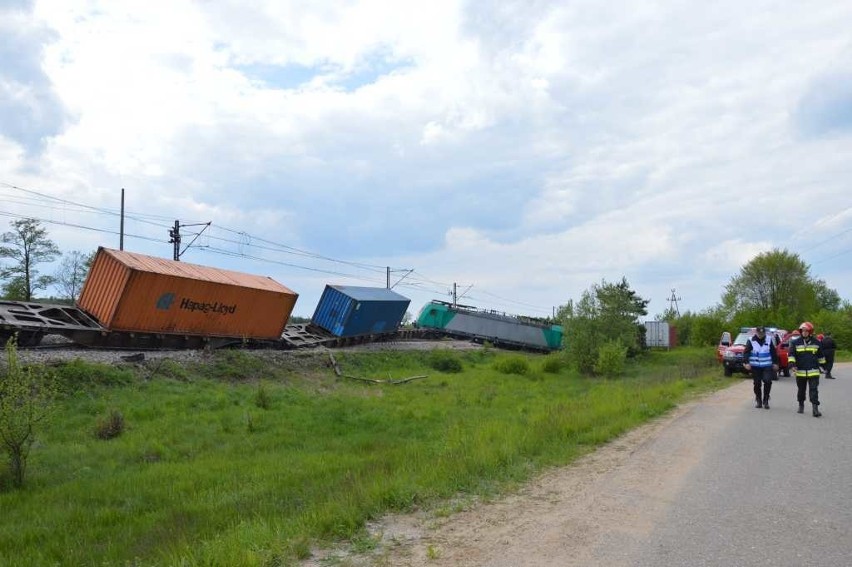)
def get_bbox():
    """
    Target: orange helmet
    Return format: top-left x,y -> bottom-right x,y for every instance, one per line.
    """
799,321 -> 814,334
